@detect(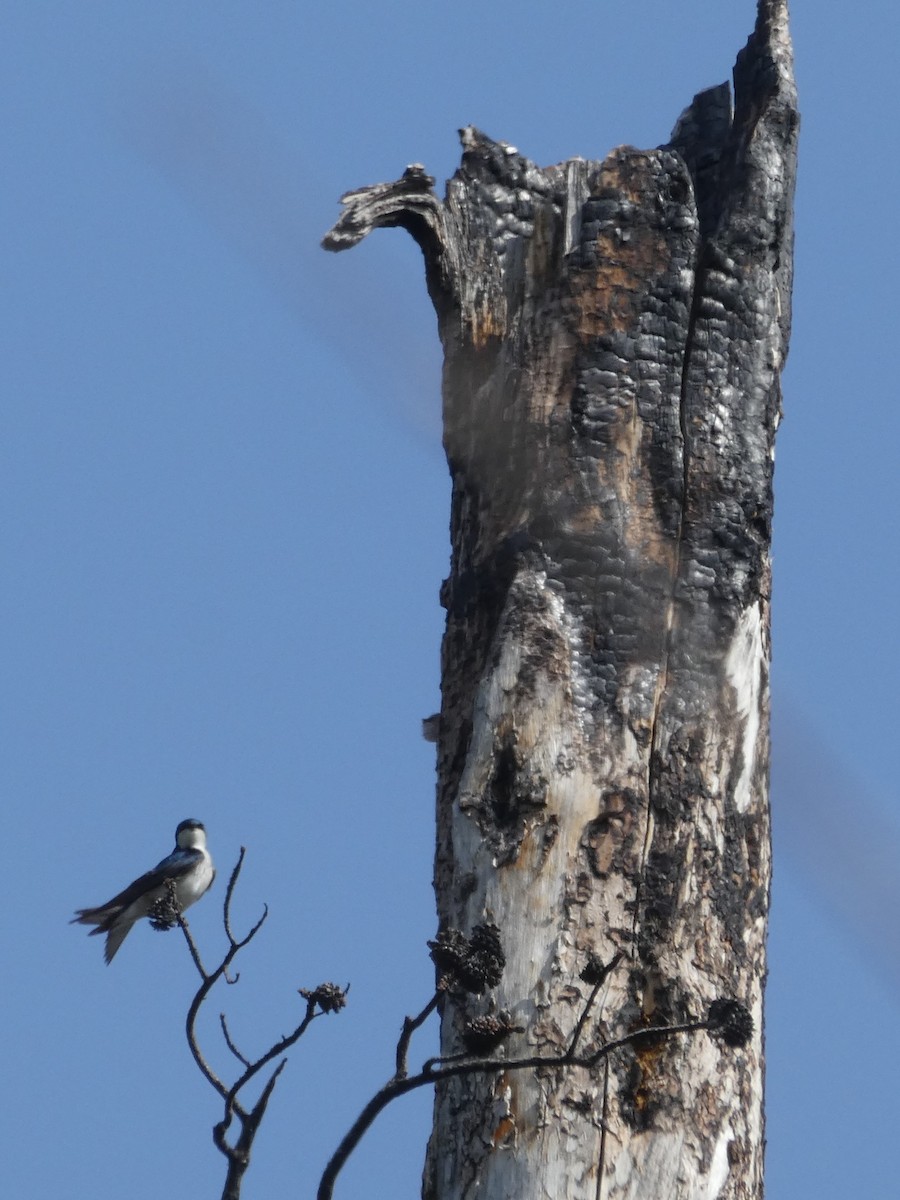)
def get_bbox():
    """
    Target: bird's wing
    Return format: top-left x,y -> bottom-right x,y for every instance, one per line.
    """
80,848 -> 203,914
